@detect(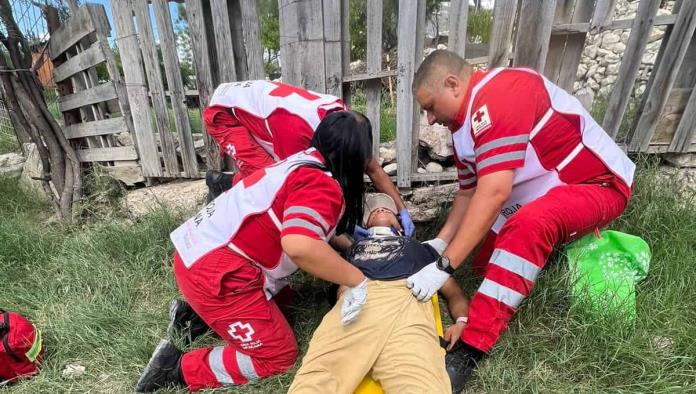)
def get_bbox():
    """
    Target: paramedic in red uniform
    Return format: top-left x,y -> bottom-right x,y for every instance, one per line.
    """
203,80 -> 415,237
405,50 -> 635,391
135,111 -> 375,392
